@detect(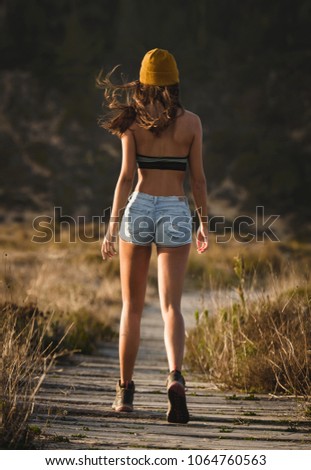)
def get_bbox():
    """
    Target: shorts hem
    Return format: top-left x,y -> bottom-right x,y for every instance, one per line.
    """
155,241 -> 192,248
118,235 -> 153,246
119,234 -> 192,248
